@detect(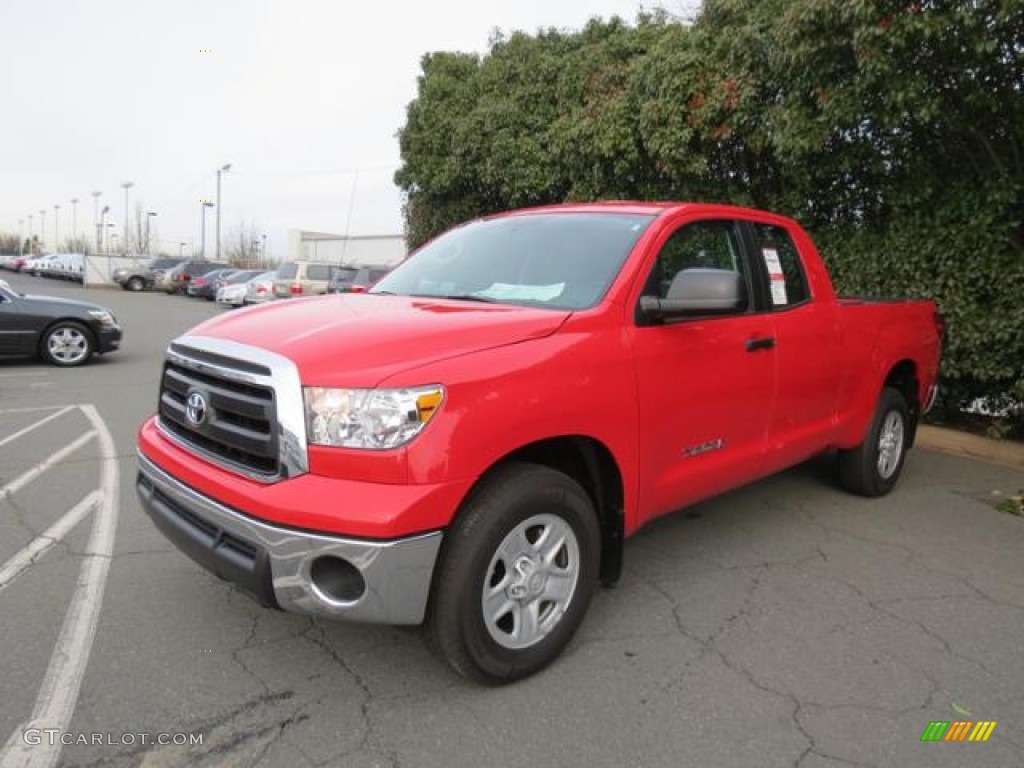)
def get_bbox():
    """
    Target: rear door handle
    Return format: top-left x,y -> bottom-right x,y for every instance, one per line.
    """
745,336 -> 776,352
